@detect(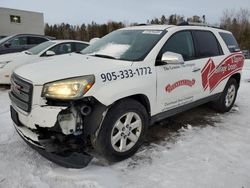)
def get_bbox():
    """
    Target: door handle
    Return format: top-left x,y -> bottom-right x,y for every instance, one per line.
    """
192,67 -> 201,72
